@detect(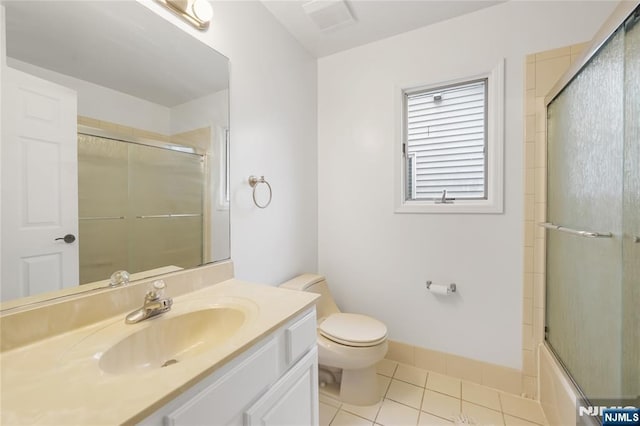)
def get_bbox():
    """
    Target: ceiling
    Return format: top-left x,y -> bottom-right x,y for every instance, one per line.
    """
261,0 -> 505,57
4,1 -> 228,107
